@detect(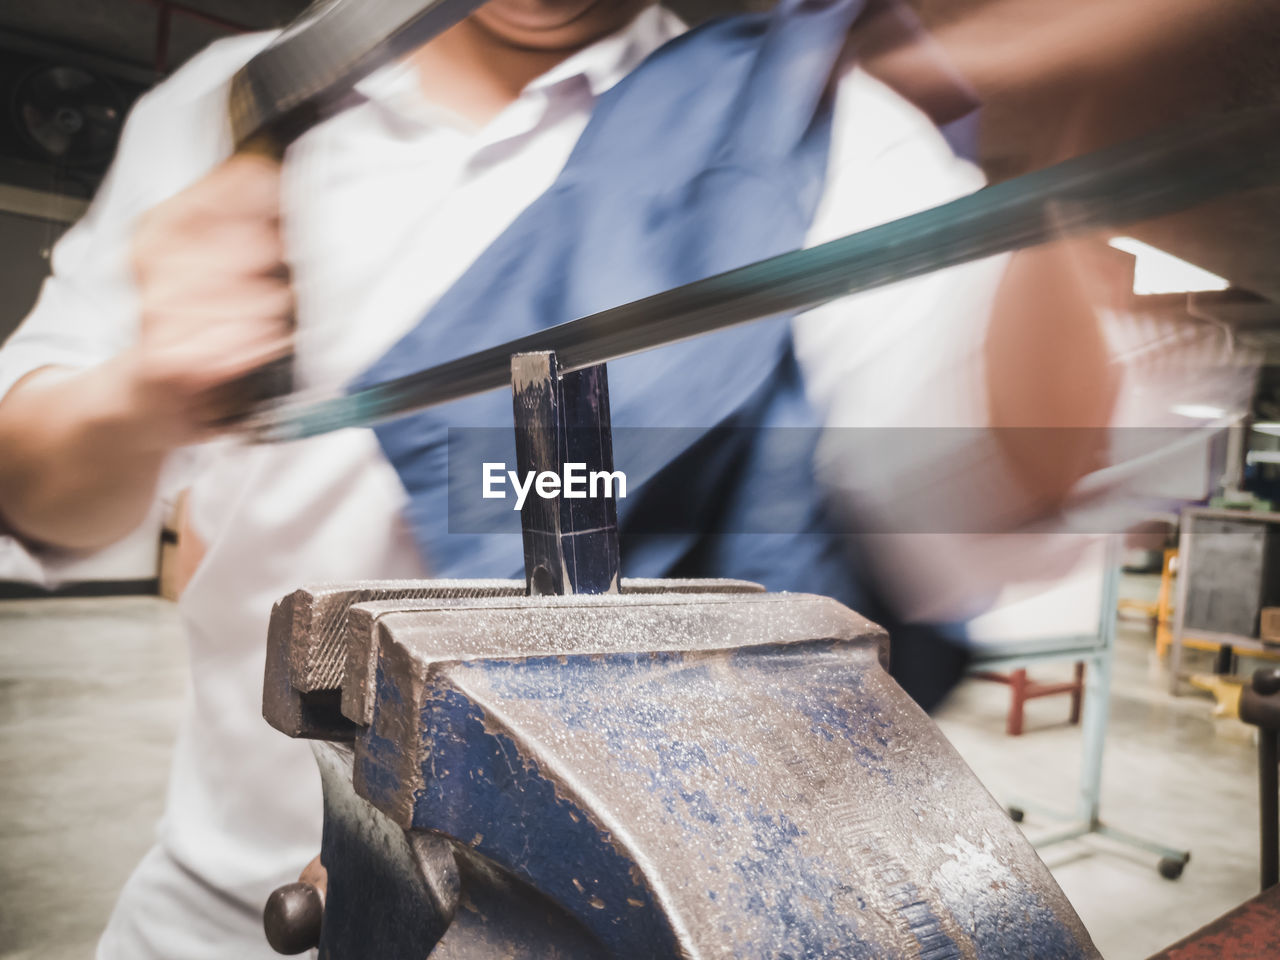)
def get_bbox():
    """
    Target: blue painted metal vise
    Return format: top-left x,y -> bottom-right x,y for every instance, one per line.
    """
261,356 -> 1100,958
